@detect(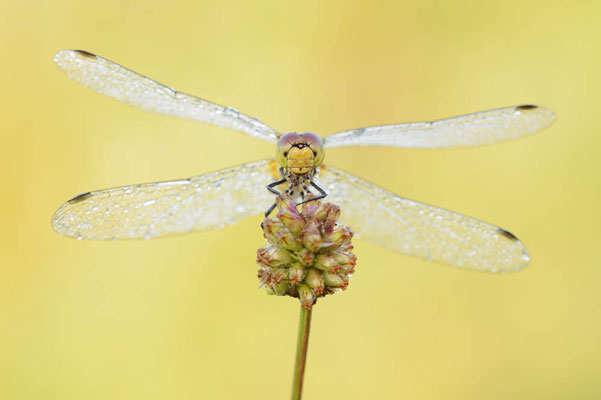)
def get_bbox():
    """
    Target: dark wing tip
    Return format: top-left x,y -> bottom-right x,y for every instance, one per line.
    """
516,104 -> 538,111
67,191 -> 92,204
73,50 -> 97,59
497,227 -> 519,241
